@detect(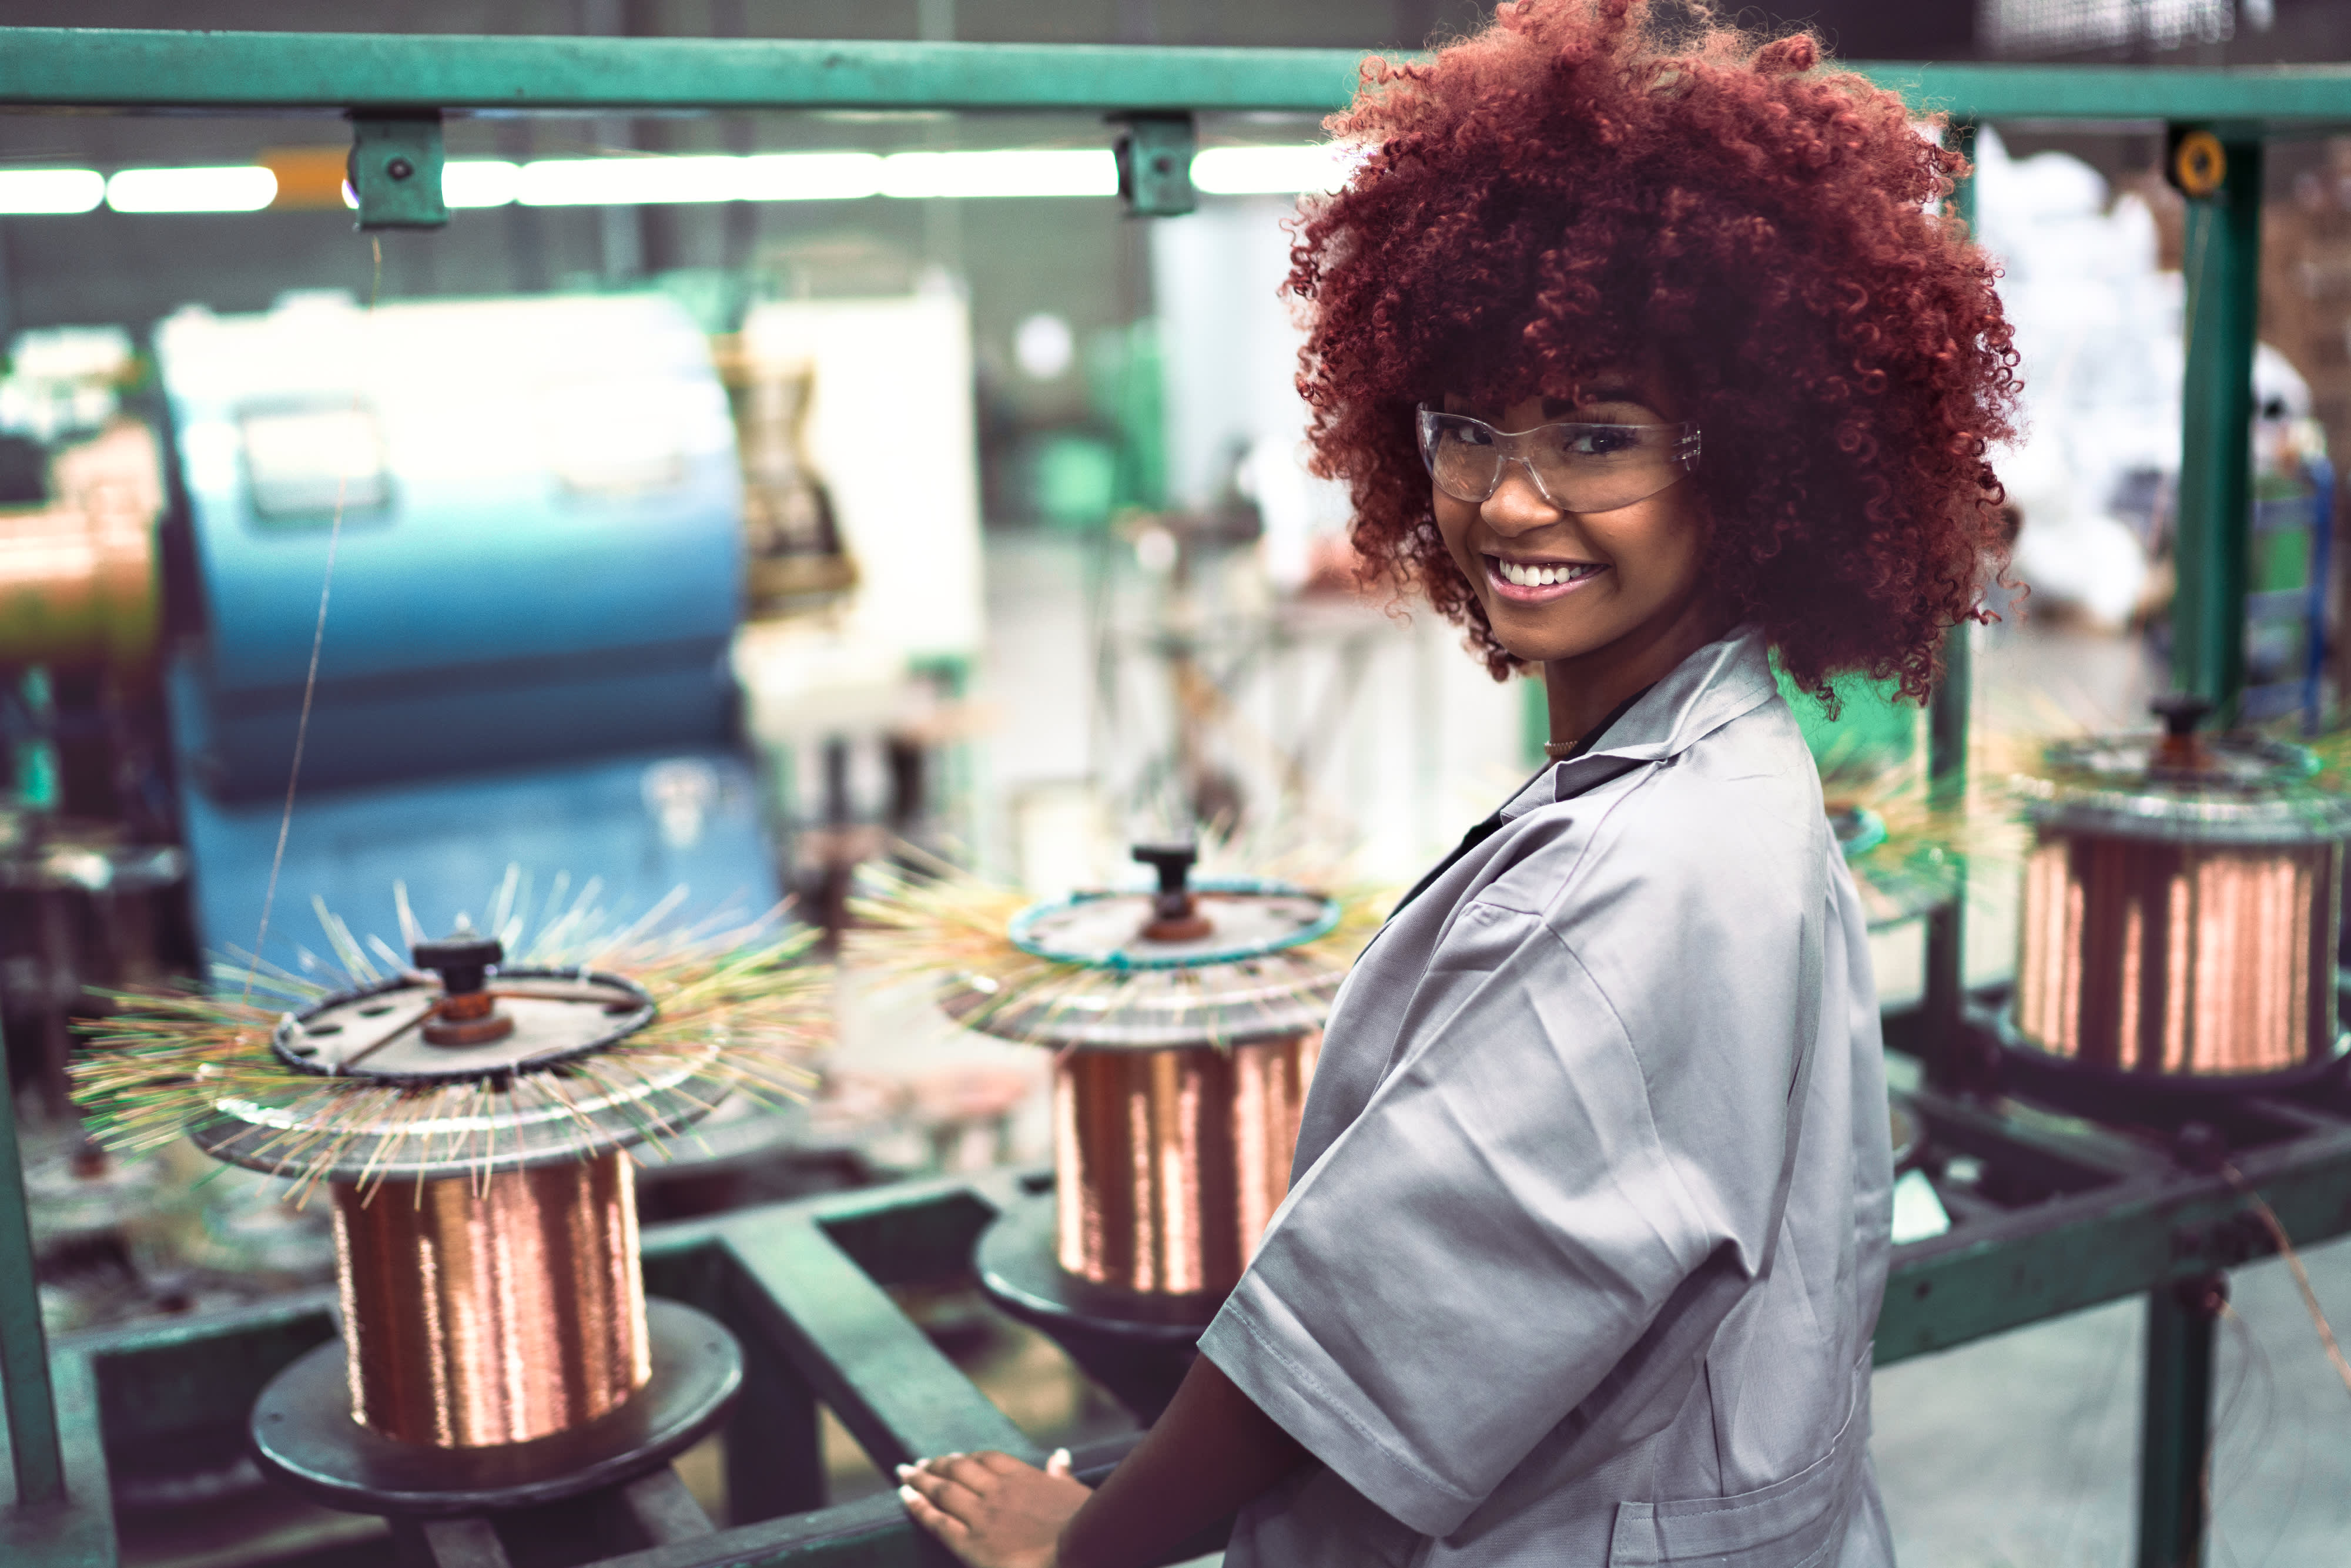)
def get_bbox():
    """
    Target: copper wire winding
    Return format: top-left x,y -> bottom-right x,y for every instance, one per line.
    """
333,1152 -> 648,1447
1053,1031 -> 1320,1295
